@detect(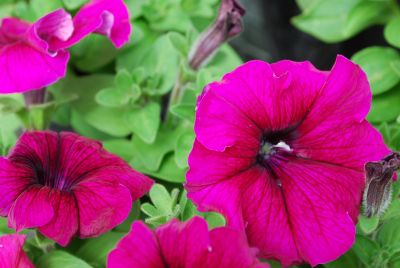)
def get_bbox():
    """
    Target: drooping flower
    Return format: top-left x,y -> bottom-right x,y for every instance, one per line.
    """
185,55 -> 391,266
0,0 -> 131,94
0,234 -> 34,268
0,131 -> 153,246
107,216 -> 269,268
